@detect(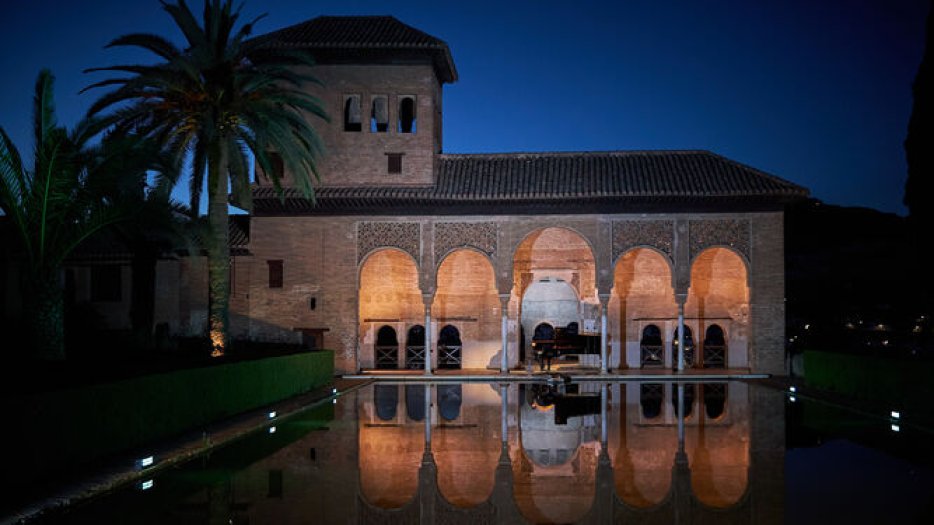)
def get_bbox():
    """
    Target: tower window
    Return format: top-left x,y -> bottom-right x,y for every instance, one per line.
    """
343,95 -> 362,132
387,153 -> 403,174
371,95 -> 388,132
267,260 -> 283,288
398,96 -> 416,133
